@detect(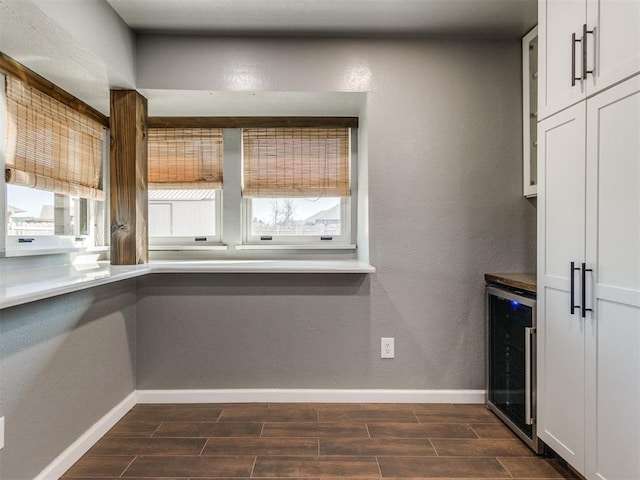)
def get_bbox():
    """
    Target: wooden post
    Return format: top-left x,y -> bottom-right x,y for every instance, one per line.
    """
109,90 -> 148,265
